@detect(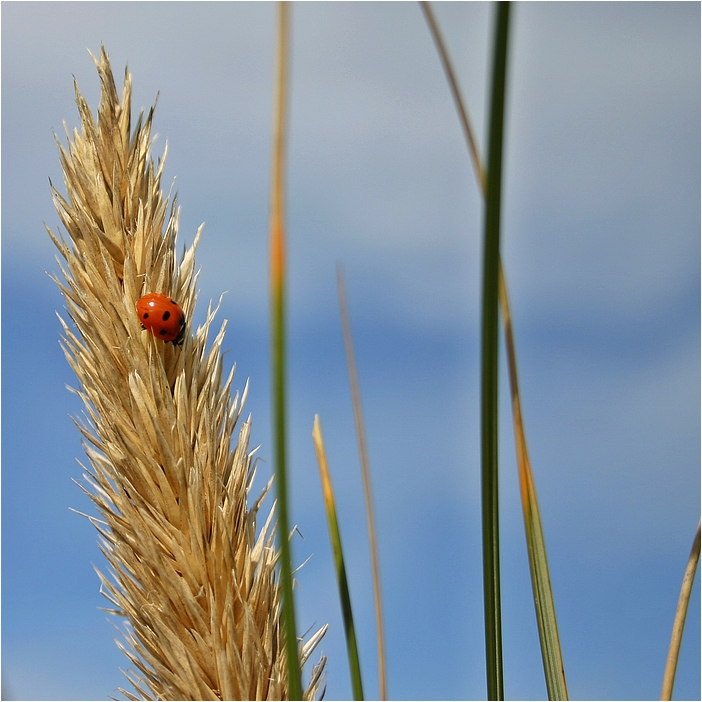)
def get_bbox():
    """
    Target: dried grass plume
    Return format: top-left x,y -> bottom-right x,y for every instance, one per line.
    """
48,46 -> 325,700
